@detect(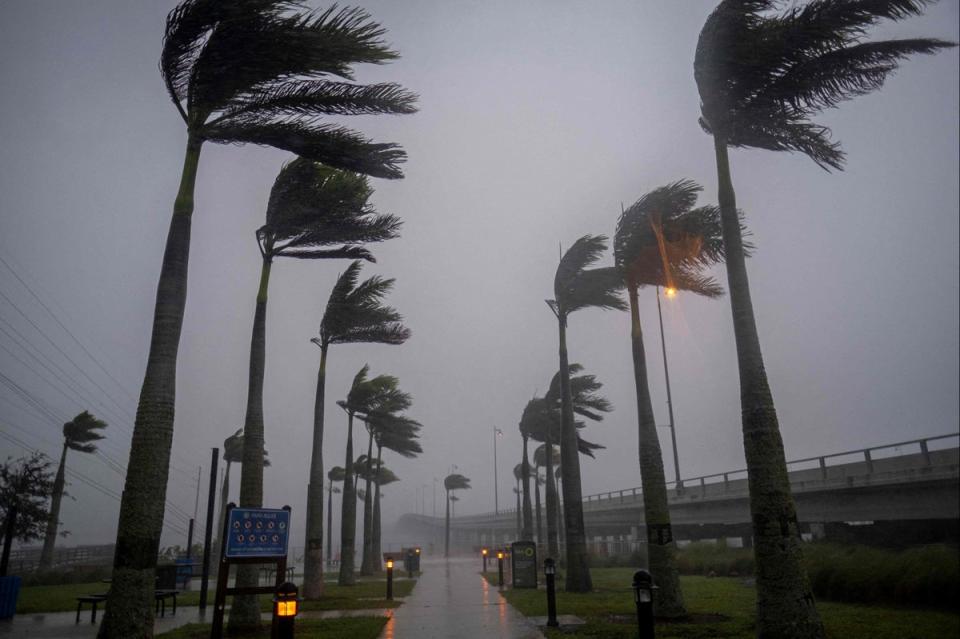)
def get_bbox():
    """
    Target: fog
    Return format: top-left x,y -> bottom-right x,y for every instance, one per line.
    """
0,1 -> 957,555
